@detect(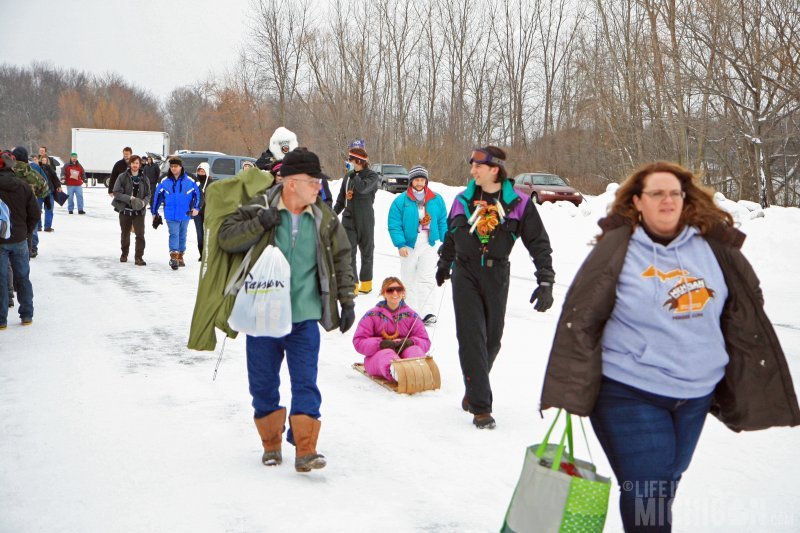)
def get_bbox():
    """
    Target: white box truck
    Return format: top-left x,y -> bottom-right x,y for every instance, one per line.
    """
71,128 -> 170,186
